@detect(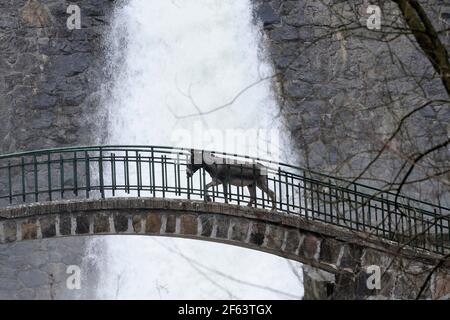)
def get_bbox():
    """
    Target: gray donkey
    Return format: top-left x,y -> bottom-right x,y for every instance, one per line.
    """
186,151 -> 277,210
